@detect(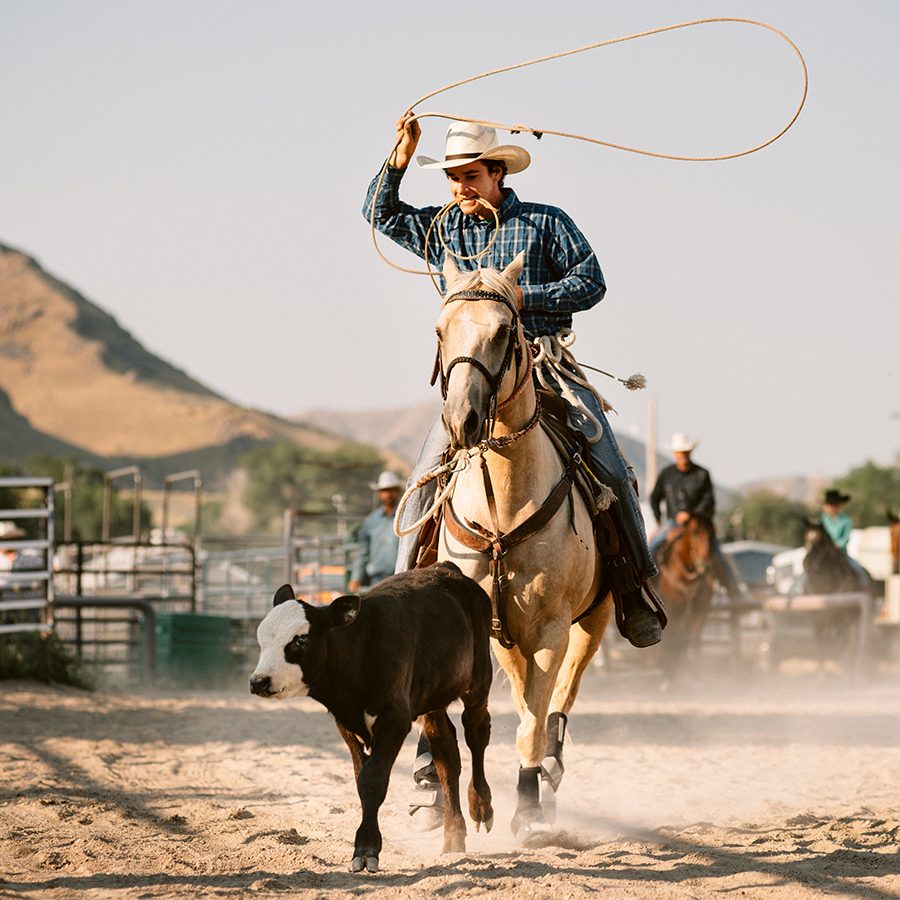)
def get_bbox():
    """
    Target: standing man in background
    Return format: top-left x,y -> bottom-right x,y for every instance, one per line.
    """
347,471 -> 403,593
